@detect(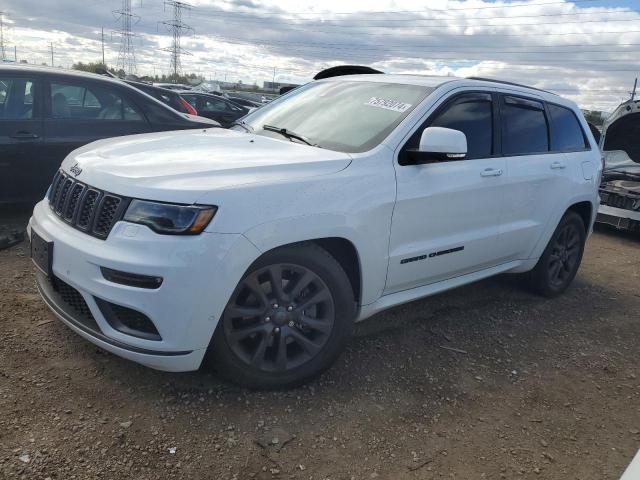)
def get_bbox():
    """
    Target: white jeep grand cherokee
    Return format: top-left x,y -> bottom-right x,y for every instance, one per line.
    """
28,75 -> 601,388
